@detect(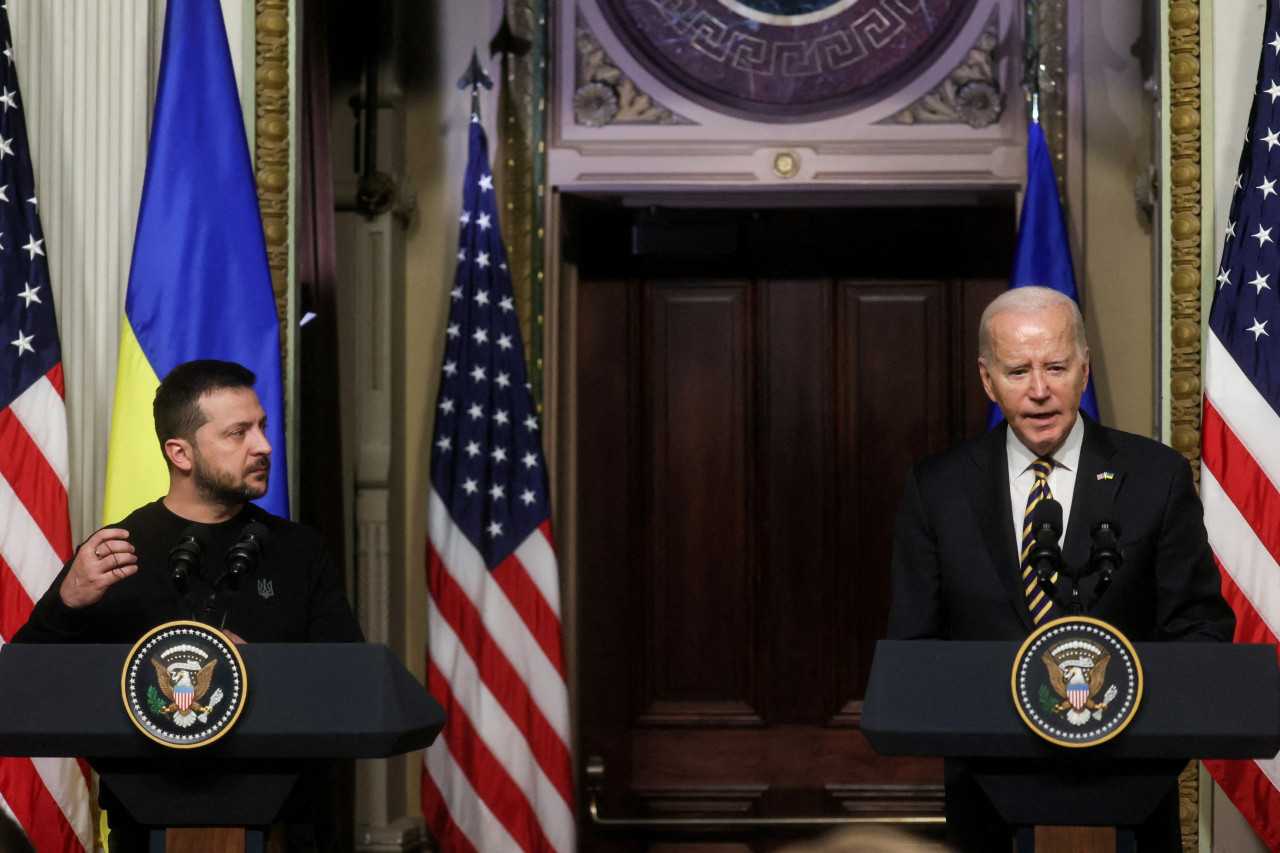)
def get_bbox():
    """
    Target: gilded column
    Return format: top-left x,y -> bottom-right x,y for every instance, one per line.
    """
1033,0 -> 1068,186
494,0 -> 549,408
255,0 -> 291,370
1167,4 -> 1204,848
1167,1 -> 1203,473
